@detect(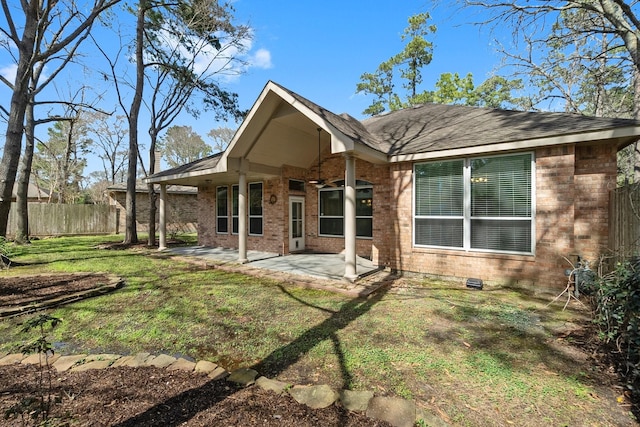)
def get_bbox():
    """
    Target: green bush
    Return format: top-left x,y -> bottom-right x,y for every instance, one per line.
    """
591,259 -> 640,398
